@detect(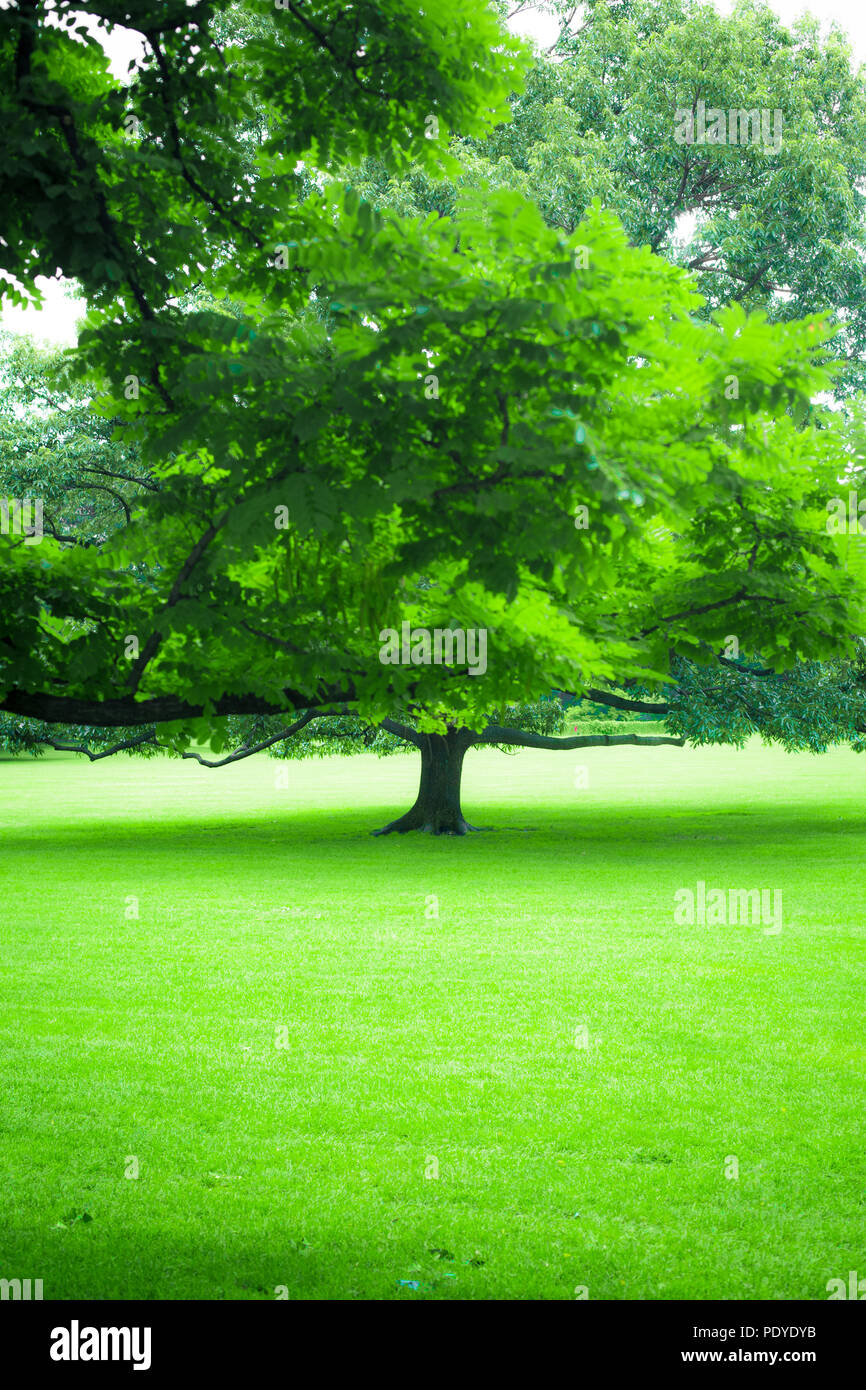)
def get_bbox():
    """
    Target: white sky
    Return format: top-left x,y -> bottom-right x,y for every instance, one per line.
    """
3,0 -> 865,347
510,0 -> 866,63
